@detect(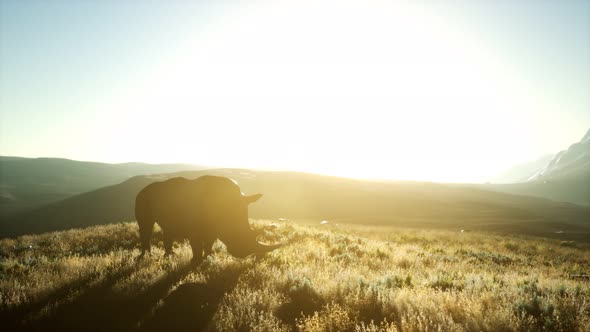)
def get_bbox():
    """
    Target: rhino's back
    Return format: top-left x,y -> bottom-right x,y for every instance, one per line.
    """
137,176 -> 242,232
